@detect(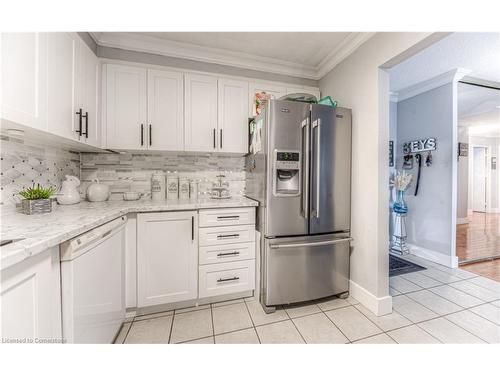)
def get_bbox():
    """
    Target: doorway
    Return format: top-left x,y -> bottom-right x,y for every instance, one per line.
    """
456,81 -> 500,281
472,146 -> 487,213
